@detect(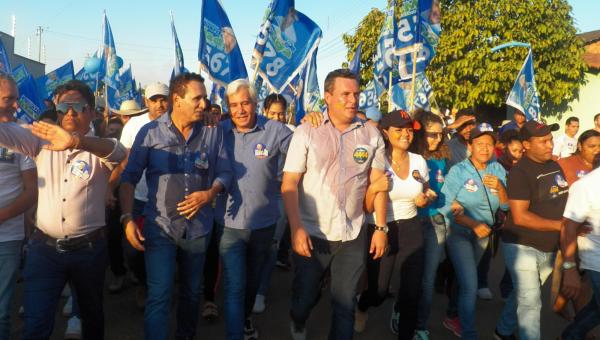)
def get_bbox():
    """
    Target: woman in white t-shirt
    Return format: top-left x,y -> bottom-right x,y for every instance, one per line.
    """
358,110 -> 436,338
